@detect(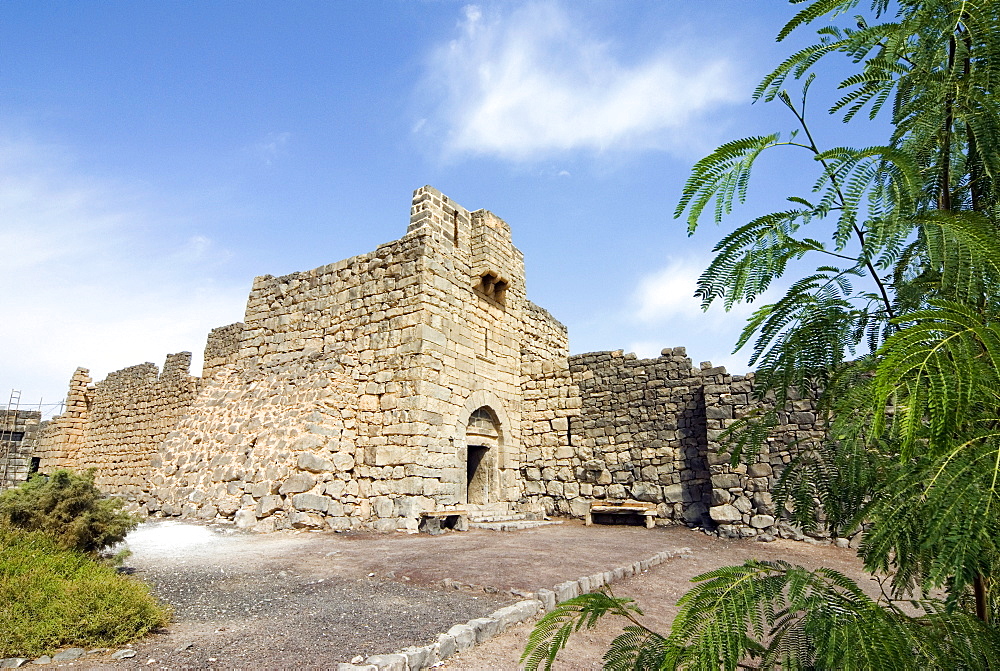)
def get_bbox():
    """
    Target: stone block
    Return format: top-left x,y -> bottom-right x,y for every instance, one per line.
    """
710,488 -> 732,505
709,504 -> 742,523
288,511 -> 326,528
435,633 -> 457,661
747,463 -> 773,478
257,495 -> 284,516
332,453 -> 356,471
363,654 -> 406,671
292,493 -> 329,513
630,481 -> 661,502
398,646 -> 434,670
279,473 -> 316,494
297,453 -> 333,473
447,623 -> 475,651
234,509 -> 258,529
662,483 -> 684,503
750,514 -> 775,529
535,588 -> 556,612
468,617 -> 500,643
711,473 -> 741,489
491,600 -> 540,631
